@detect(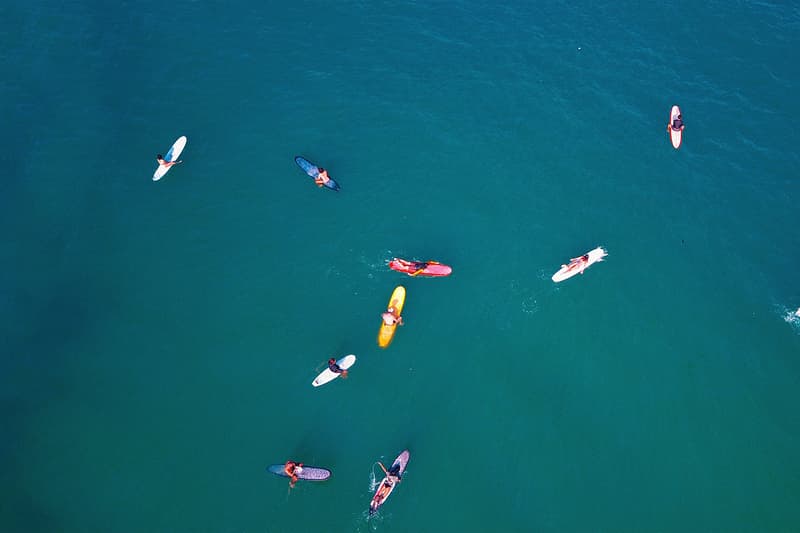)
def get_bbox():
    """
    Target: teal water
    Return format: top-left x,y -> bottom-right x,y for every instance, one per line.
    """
2,1 -> 800,531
